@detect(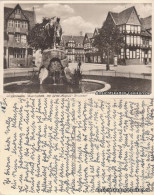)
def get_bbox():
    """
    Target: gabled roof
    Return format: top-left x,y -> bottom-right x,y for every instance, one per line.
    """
110,6 -> 140,25
4,4 -> 36,30
62,35 -> 84,46
62,35 -> 72,45
83,32 -> 93,44
23,10 -> 36,29
141,30 -> 151,37
94,28 -> 100,34
86,33 -> 93,39
6,4 -> 29,21
72,36 -> 84,44
110,12 -> 119,24
93,28 -> 101,38
140,16 -> 152,30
